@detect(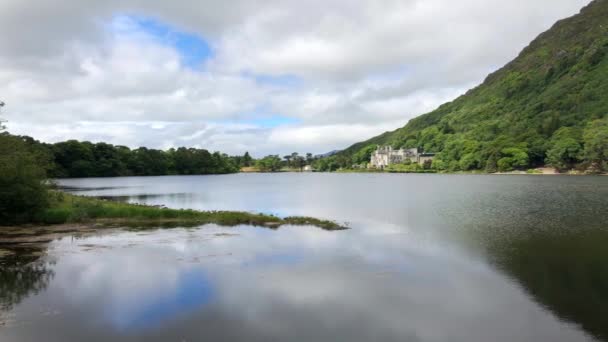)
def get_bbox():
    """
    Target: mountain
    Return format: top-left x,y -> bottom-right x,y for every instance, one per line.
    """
323,0 -> 608,173
315,150 -> 341,158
